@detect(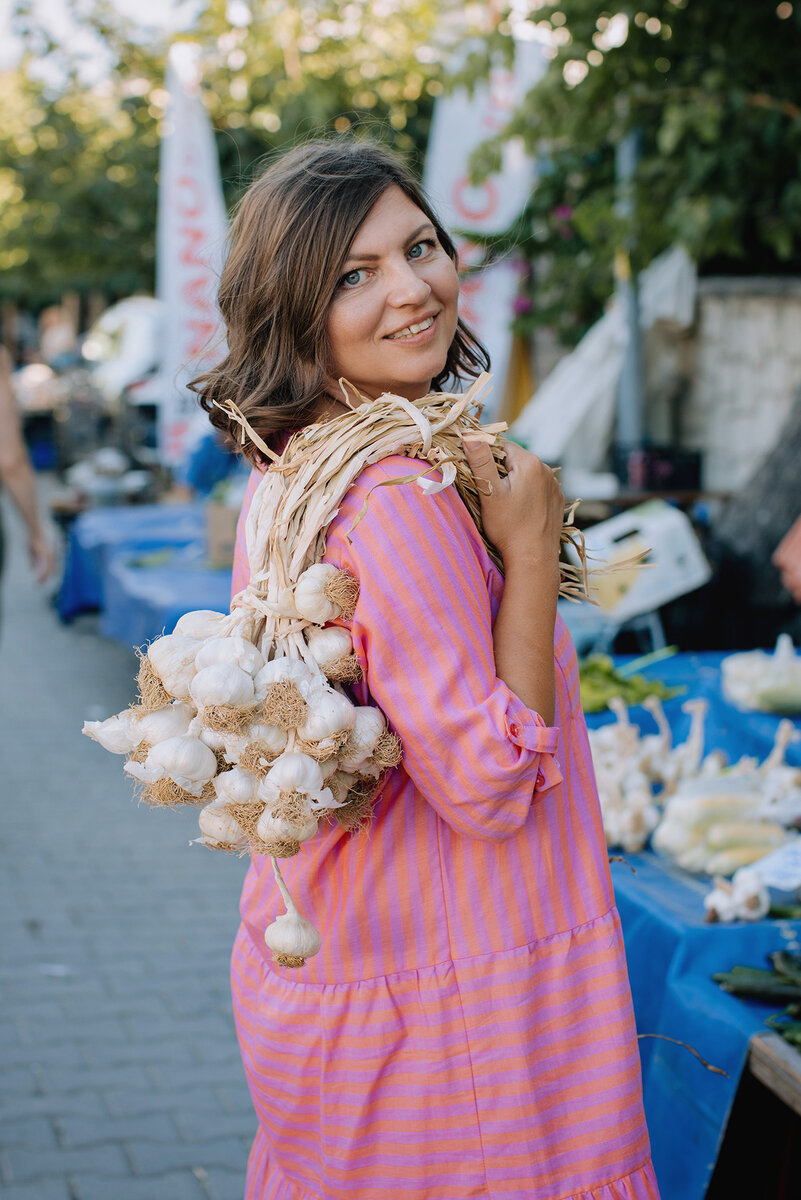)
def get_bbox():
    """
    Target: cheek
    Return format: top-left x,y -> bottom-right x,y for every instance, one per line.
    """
435,258 -> 460,332
326,296 -> 376,365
